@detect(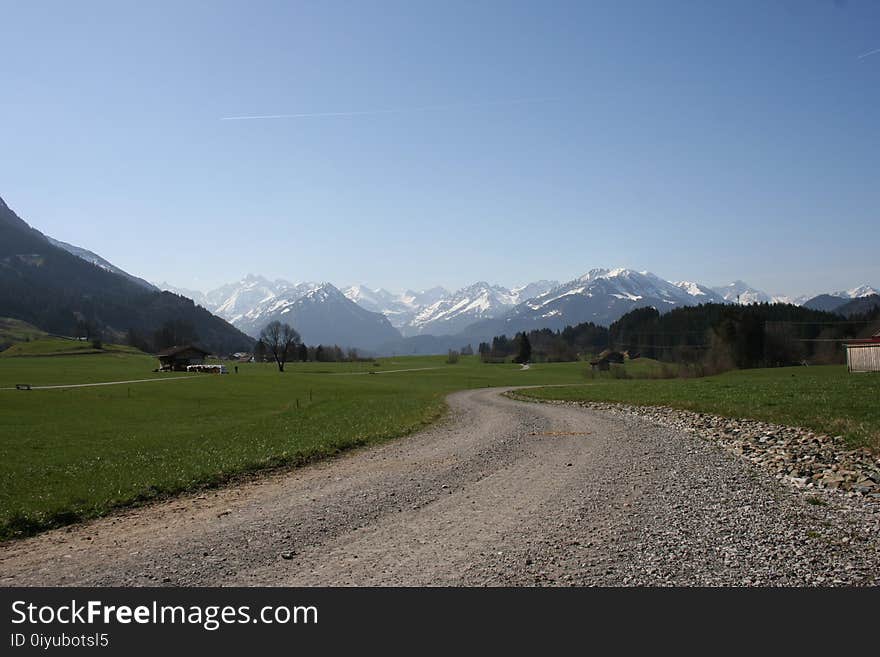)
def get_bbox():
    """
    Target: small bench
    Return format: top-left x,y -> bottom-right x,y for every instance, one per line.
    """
15,384 -> 32,391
